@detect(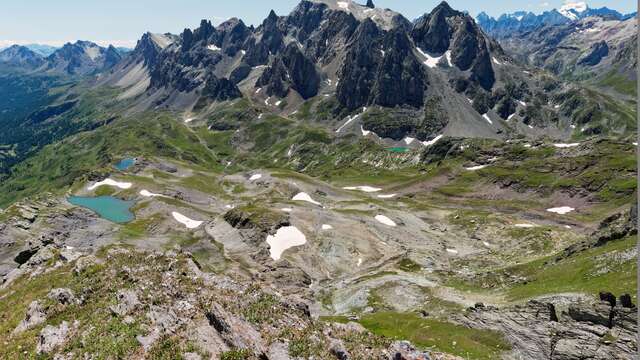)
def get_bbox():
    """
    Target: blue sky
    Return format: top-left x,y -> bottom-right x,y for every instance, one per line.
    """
0,0 -> 635,48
